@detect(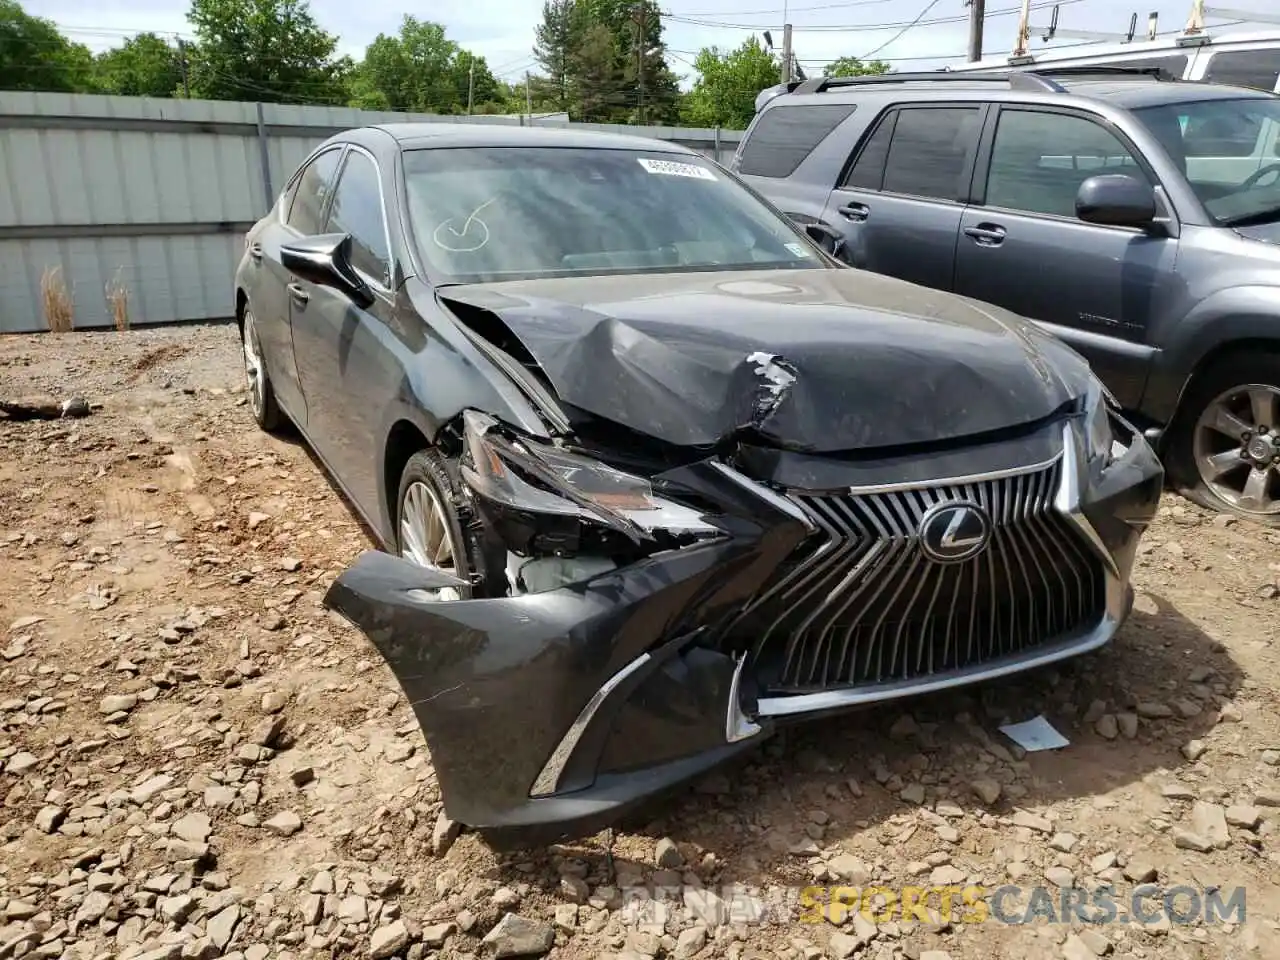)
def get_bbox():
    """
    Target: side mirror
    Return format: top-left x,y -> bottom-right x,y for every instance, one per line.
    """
280,233 -> 374,308
803,221 -> 845,258
1075,174 -> 1157,228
